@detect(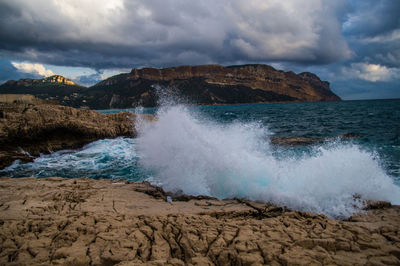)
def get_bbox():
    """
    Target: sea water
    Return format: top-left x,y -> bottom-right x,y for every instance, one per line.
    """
2,99 -> 400,218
